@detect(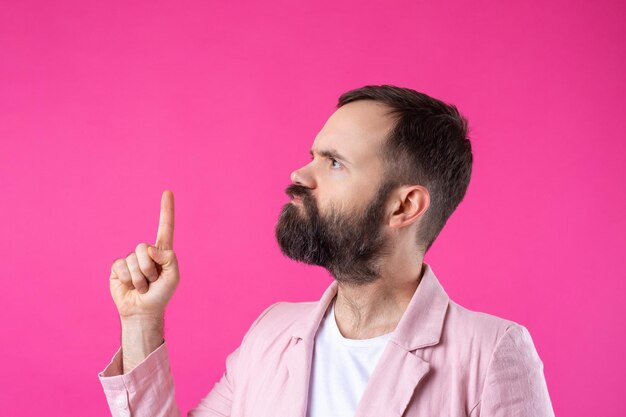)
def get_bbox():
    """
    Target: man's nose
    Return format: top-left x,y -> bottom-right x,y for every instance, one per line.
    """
290,166 -> 315,188
290,169 -> 303,185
